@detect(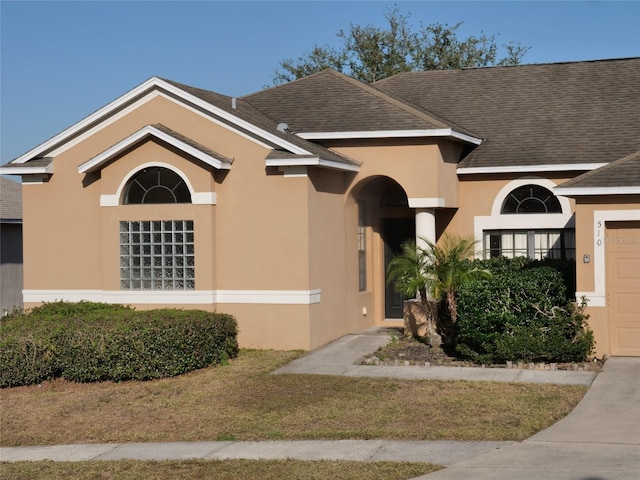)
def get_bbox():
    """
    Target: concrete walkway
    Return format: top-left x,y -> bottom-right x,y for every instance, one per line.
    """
2,329 -> 638,480
273,327 -> 598,386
